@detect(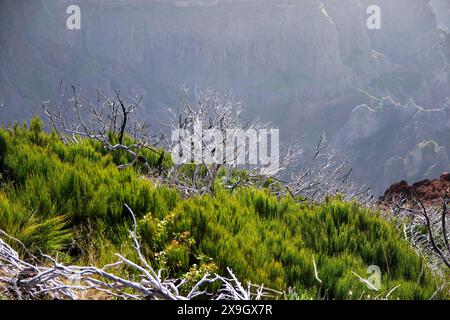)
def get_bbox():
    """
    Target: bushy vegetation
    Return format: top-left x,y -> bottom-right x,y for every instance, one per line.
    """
0,117 -> 175,262
150,190 -> 441,299
0,117 -> 447,299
